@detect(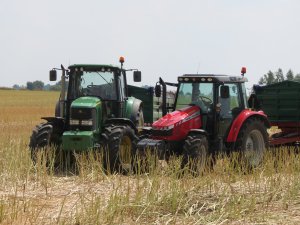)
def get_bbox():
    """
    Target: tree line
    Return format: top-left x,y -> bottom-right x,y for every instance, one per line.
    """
258,68 -> 300,85
13,81 -> 64,91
